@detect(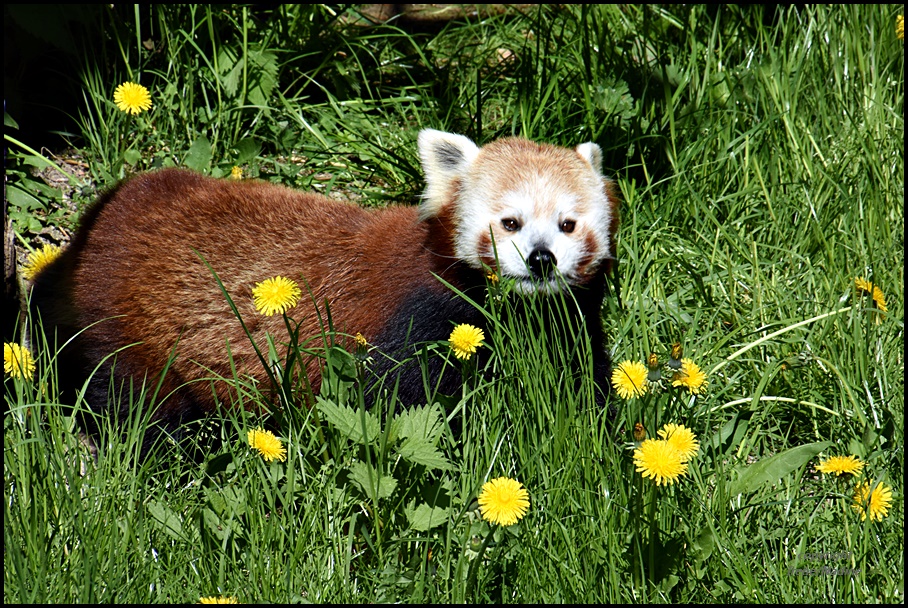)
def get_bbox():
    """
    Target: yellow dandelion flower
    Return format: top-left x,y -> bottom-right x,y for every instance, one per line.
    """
854,277 -> 888,322
200,596 -> 238,604
633,439 -> 688,486
354,332 -> 368,348
657,423 -> 699,462
4,343 -> 36,380
252,276 -> 301,316
21,243 -> 62,281
478,477 -> 530,526
485,270 -> 500,284
816,455 -> 864,477
851,481 -> 893,522
671,358 -> 708,394
611,360 -> 648,399
449,323 -> 485,360
113,82 -> 152,115
230,166 -> 243,180
897,15 -> 904,40
248,428 -> 287,462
